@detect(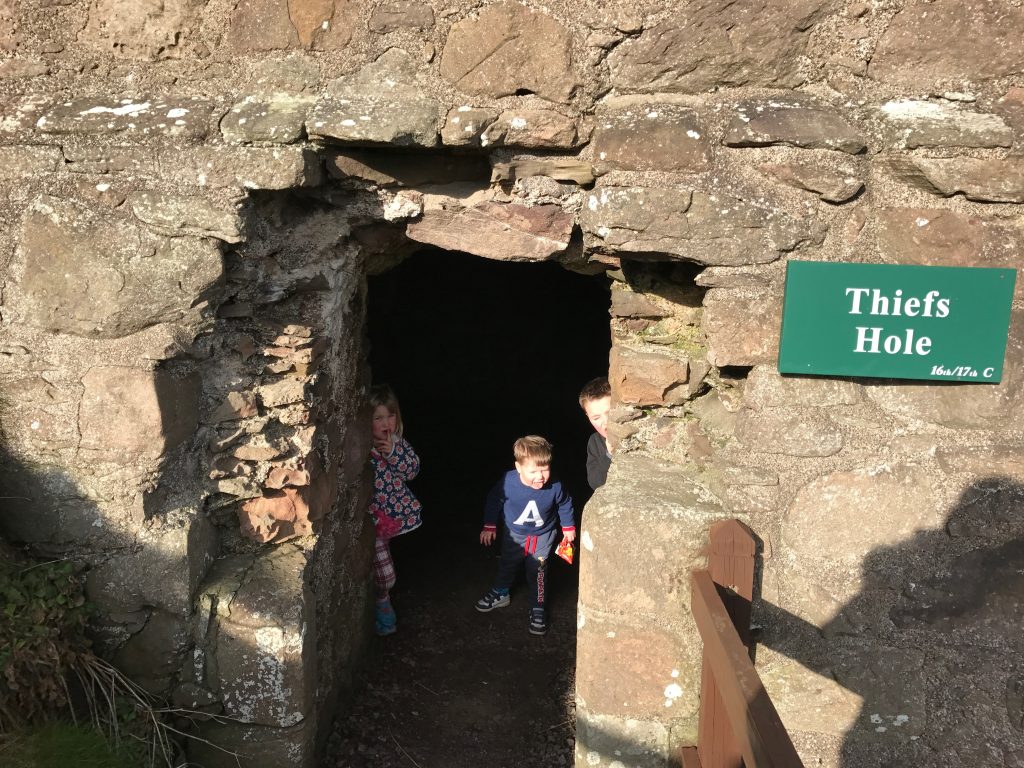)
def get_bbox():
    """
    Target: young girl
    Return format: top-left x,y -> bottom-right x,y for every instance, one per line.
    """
368,384 -> 422,636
